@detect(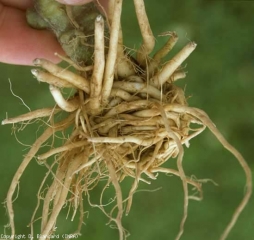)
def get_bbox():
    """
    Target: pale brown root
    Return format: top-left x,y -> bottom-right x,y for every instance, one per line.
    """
107,97 -> 123,108
133,0 -> 155,65
113,81 -> 164,100
89,15 -> 105,114
157,103 -> 188,240
107,0 -> 115,25
132,108 -> 180,122
151,167 -> 202,199
49,85 -> 79,112
29,161 -> 56,237
88,133 -> 167,146
163,104 -> 252,239
1,107 -> 61,125
126,141 -> 162,215
149,31 -> 178,75
41,156 -> 70,231
151,42 -> 197,87
38,140 -> 87,160
190,110 -> 252,240
105,100 -> 150,117
31,69 -> 75,88
92,118 -> 119,134
120,125 -> 158,134
170,70 -> 186,82
154,31 -> 178,61
6,114 -> 74,239
142,140 -> 163,172
116,26 -> 136,78
54,52 -> 93,72
101,0 -> 123,105
125,177 -> 138,216
110,88 -> 140,101
65,5 -> 79,28
40,154 -> 83,239
72,153 -> 103,176
33,58 -> 90,93
105,156 -> 124,240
